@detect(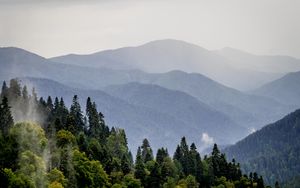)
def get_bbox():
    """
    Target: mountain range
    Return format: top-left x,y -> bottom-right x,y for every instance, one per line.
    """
19,77 -> 245,153
51,39 -> 300,91
1,39 -> 299,153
